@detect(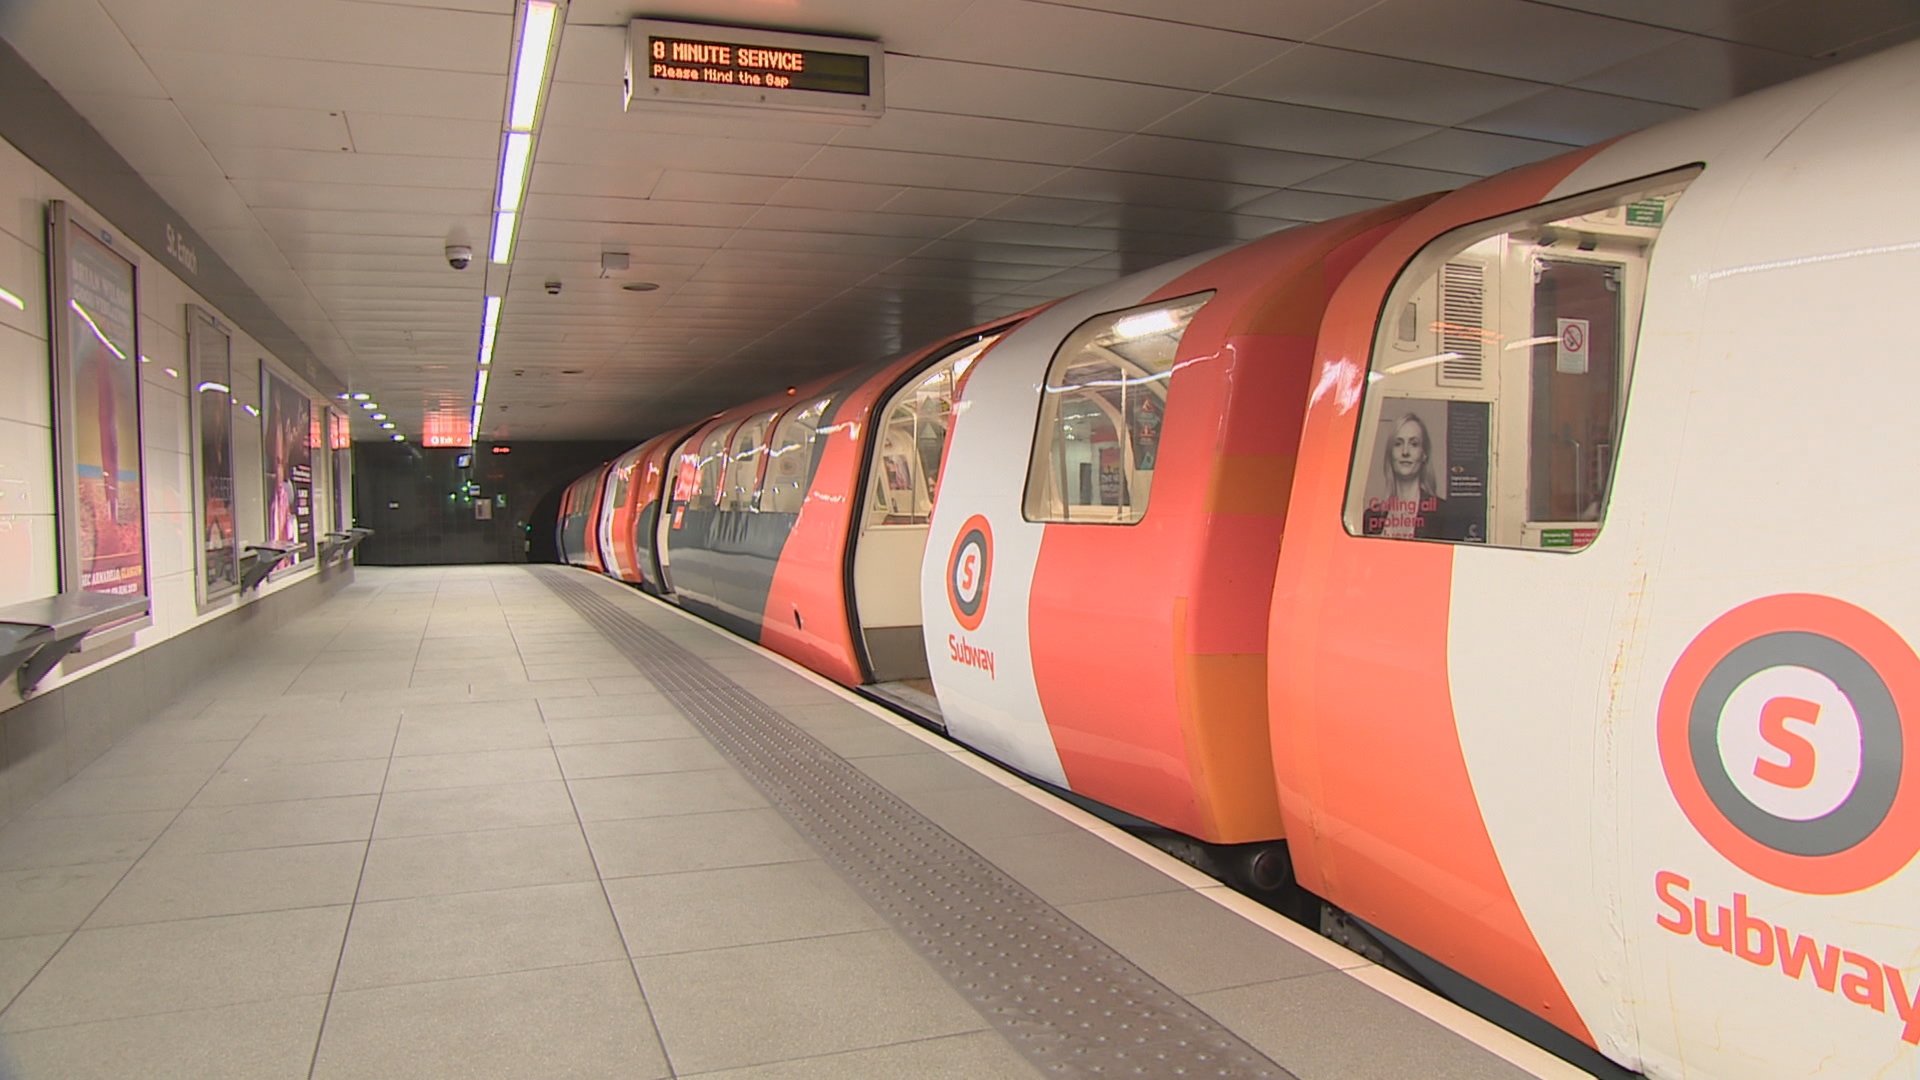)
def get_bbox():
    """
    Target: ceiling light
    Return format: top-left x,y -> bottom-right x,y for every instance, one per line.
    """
474,367 -> 490,404
621,281 -> 660,292
352,392 -> 369,400
360,401 -> 378,410
371,413 -> 386,420
392,433 -> 405,441
381,422 -> 395,429
478,296 -> 501,366
0,285 -> 24,311
508,0 -> 558,131
498,132 -> 532,214
336,392 -> 350,400
490,211 -> 517,264
1113,309 -> 1180,340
